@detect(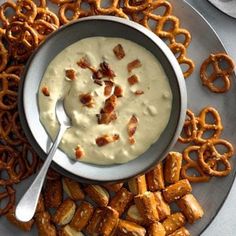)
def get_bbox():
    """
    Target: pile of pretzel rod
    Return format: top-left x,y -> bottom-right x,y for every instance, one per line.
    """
0,0 -> 235,235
